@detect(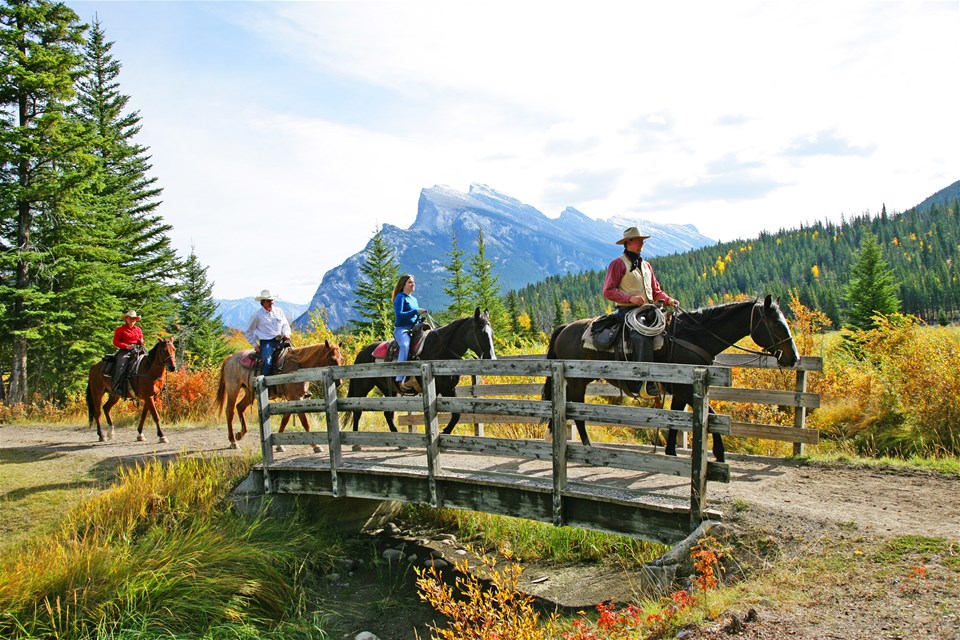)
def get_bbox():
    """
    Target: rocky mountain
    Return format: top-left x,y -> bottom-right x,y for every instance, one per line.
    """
215,298 -> 309,331
295,184 -> 716,330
